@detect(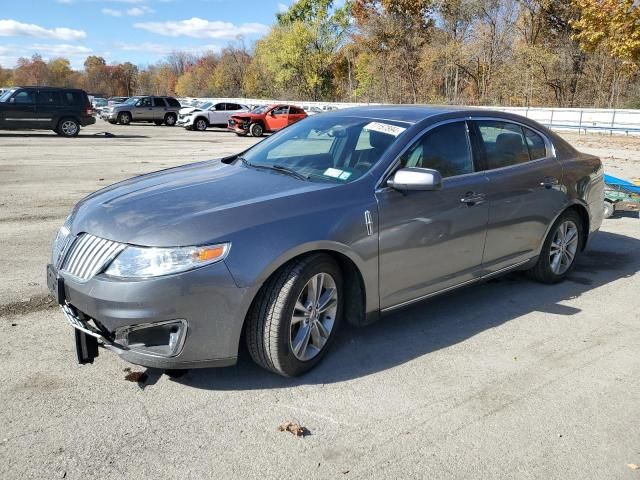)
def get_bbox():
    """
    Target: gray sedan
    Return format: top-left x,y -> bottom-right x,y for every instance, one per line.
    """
47,106 -> 604,377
